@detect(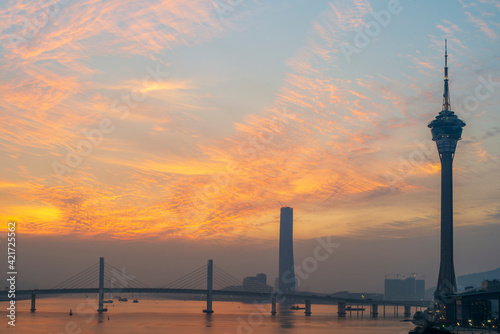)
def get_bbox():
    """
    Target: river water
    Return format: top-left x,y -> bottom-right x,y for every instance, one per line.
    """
2,297 -> 416,333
